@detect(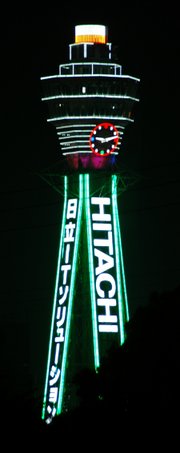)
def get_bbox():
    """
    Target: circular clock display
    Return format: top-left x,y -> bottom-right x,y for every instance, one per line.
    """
89,122 -> 119,156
